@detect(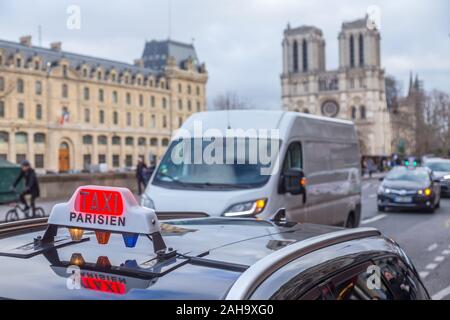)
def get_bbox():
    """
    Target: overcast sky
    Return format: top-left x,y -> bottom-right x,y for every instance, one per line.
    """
0,0 -> 449,109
